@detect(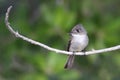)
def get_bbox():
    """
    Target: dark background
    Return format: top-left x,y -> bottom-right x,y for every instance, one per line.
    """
0,0 -> 120,80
